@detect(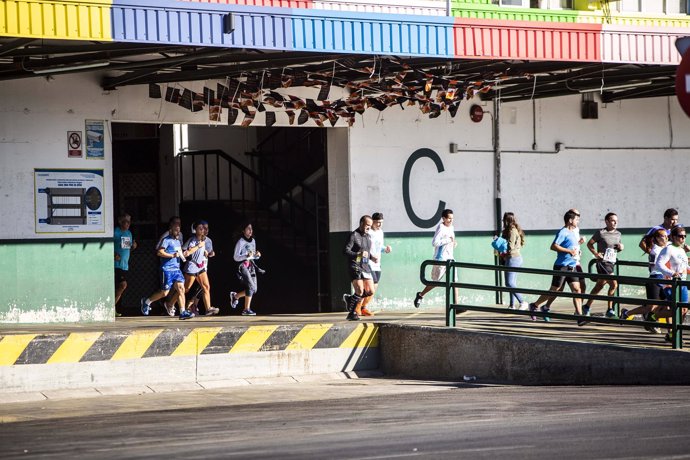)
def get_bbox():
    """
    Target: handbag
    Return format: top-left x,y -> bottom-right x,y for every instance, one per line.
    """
491,236 -> 508,253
